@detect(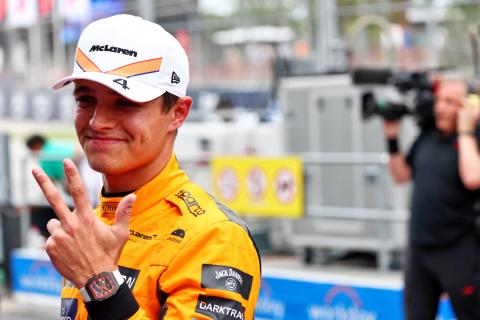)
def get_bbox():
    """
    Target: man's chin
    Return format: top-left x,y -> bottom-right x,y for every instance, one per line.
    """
435,122 -> 455,134
86,158 -> 113,174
